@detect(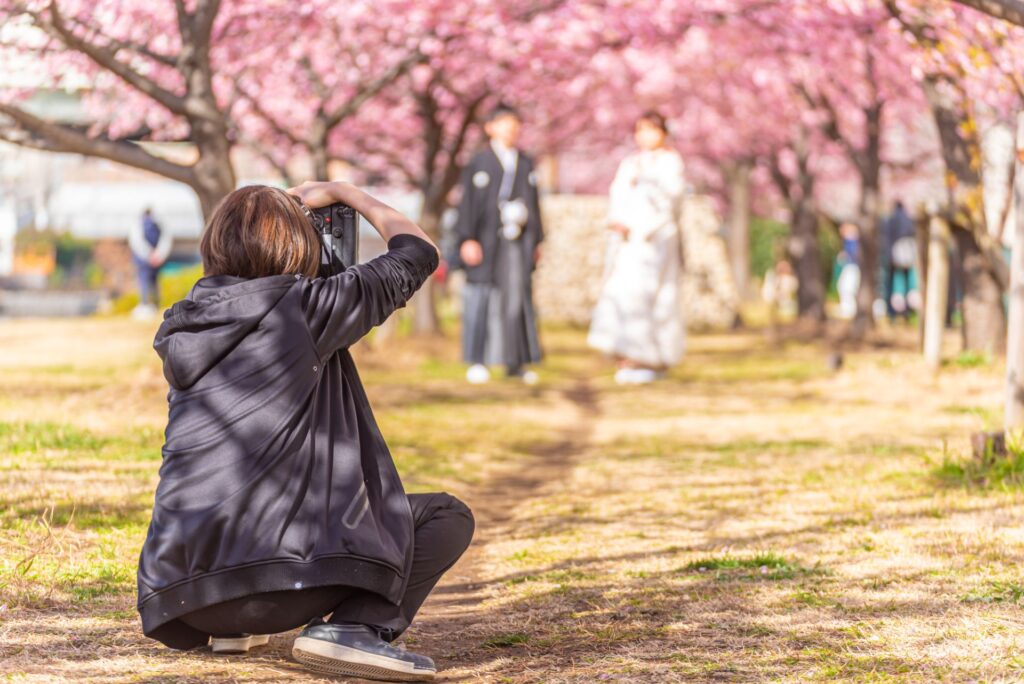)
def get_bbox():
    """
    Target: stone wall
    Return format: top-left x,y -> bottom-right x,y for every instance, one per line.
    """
533,194 -> 739,329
